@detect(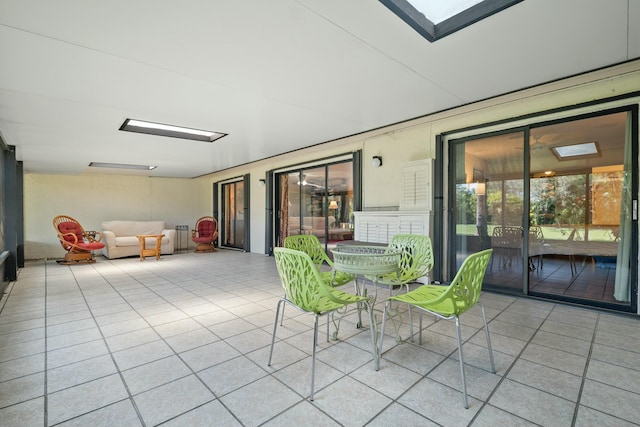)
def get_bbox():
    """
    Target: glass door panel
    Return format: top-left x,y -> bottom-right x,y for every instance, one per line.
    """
221,180 -> 244,249
276,161 -> 354,251
451,131 -> 525,291
528,112 -> 633,307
